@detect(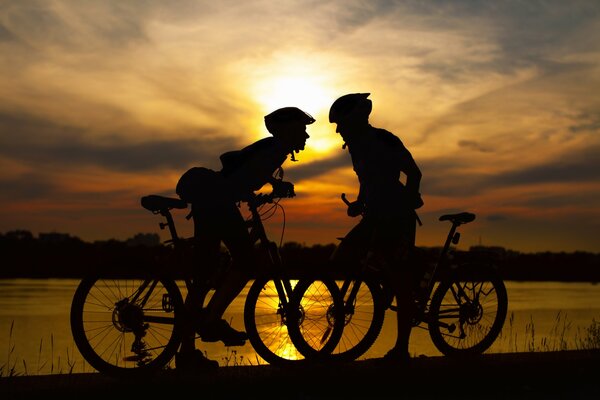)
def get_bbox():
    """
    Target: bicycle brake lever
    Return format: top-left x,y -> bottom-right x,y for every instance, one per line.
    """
341,193 -> 351,206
